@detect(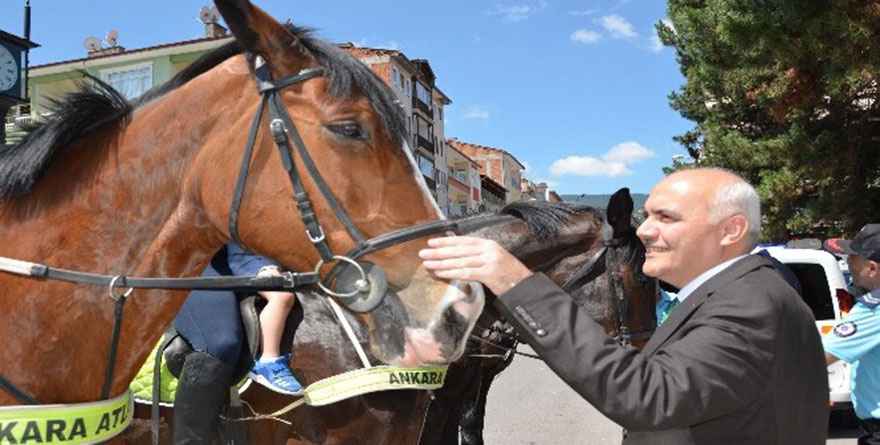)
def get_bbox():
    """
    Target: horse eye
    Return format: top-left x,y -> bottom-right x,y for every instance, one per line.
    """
326,122 -> 367,140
